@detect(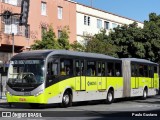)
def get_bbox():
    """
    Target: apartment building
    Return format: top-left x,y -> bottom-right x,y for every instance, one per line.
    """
0,0 -> 76,66
76,4 -> 144,44
0,0 -> 144,74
